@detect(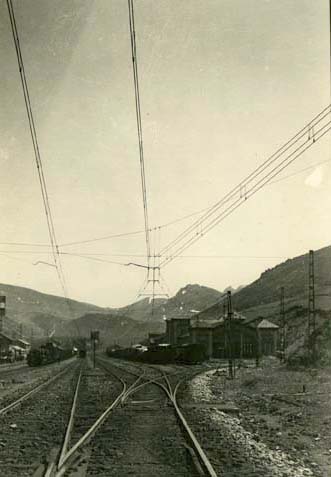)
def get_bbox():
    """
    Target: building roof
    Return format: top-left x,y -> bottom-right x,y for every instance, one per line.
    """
190,319 -> 224,329
16,338 -> 30,346
10,345 -> 24,351
166,315 -> 191,321
257,319 -> 279,329
0,332 -> 15,342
